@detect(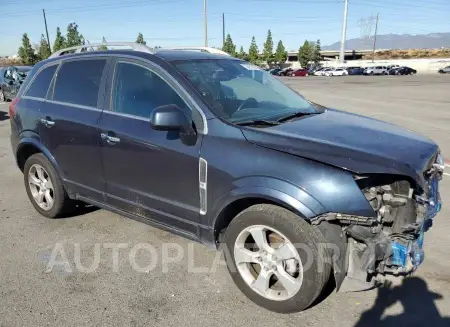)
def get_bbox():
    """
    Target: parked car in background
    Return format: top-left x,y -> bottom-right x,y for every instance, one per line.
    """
288,68 -> 308,77
325,68 -> 348,77
387,64 -> 400,71
347,67 -> 365,75
364,66 -> 388,75
0,66 -> 32,102
438,66 -> 450,74
278,67 -> 293,76
268,68 -> 282,76
389,66 -> 417,75
312,67 -> 324,75
307,65 -> 321,74
314,68 -> 332,76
